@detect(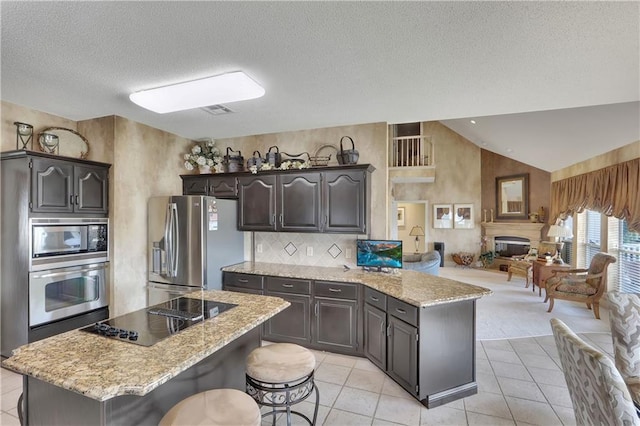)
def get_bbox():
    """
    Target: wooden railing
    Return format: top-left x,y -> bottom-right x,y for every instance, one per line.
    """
390,135 -> 434,167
